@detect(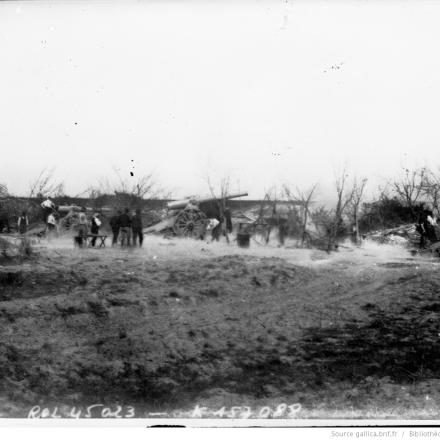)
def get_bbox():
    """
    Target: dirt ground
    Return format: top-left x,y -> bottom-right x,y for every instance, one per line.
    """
2,235 -> 440,418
